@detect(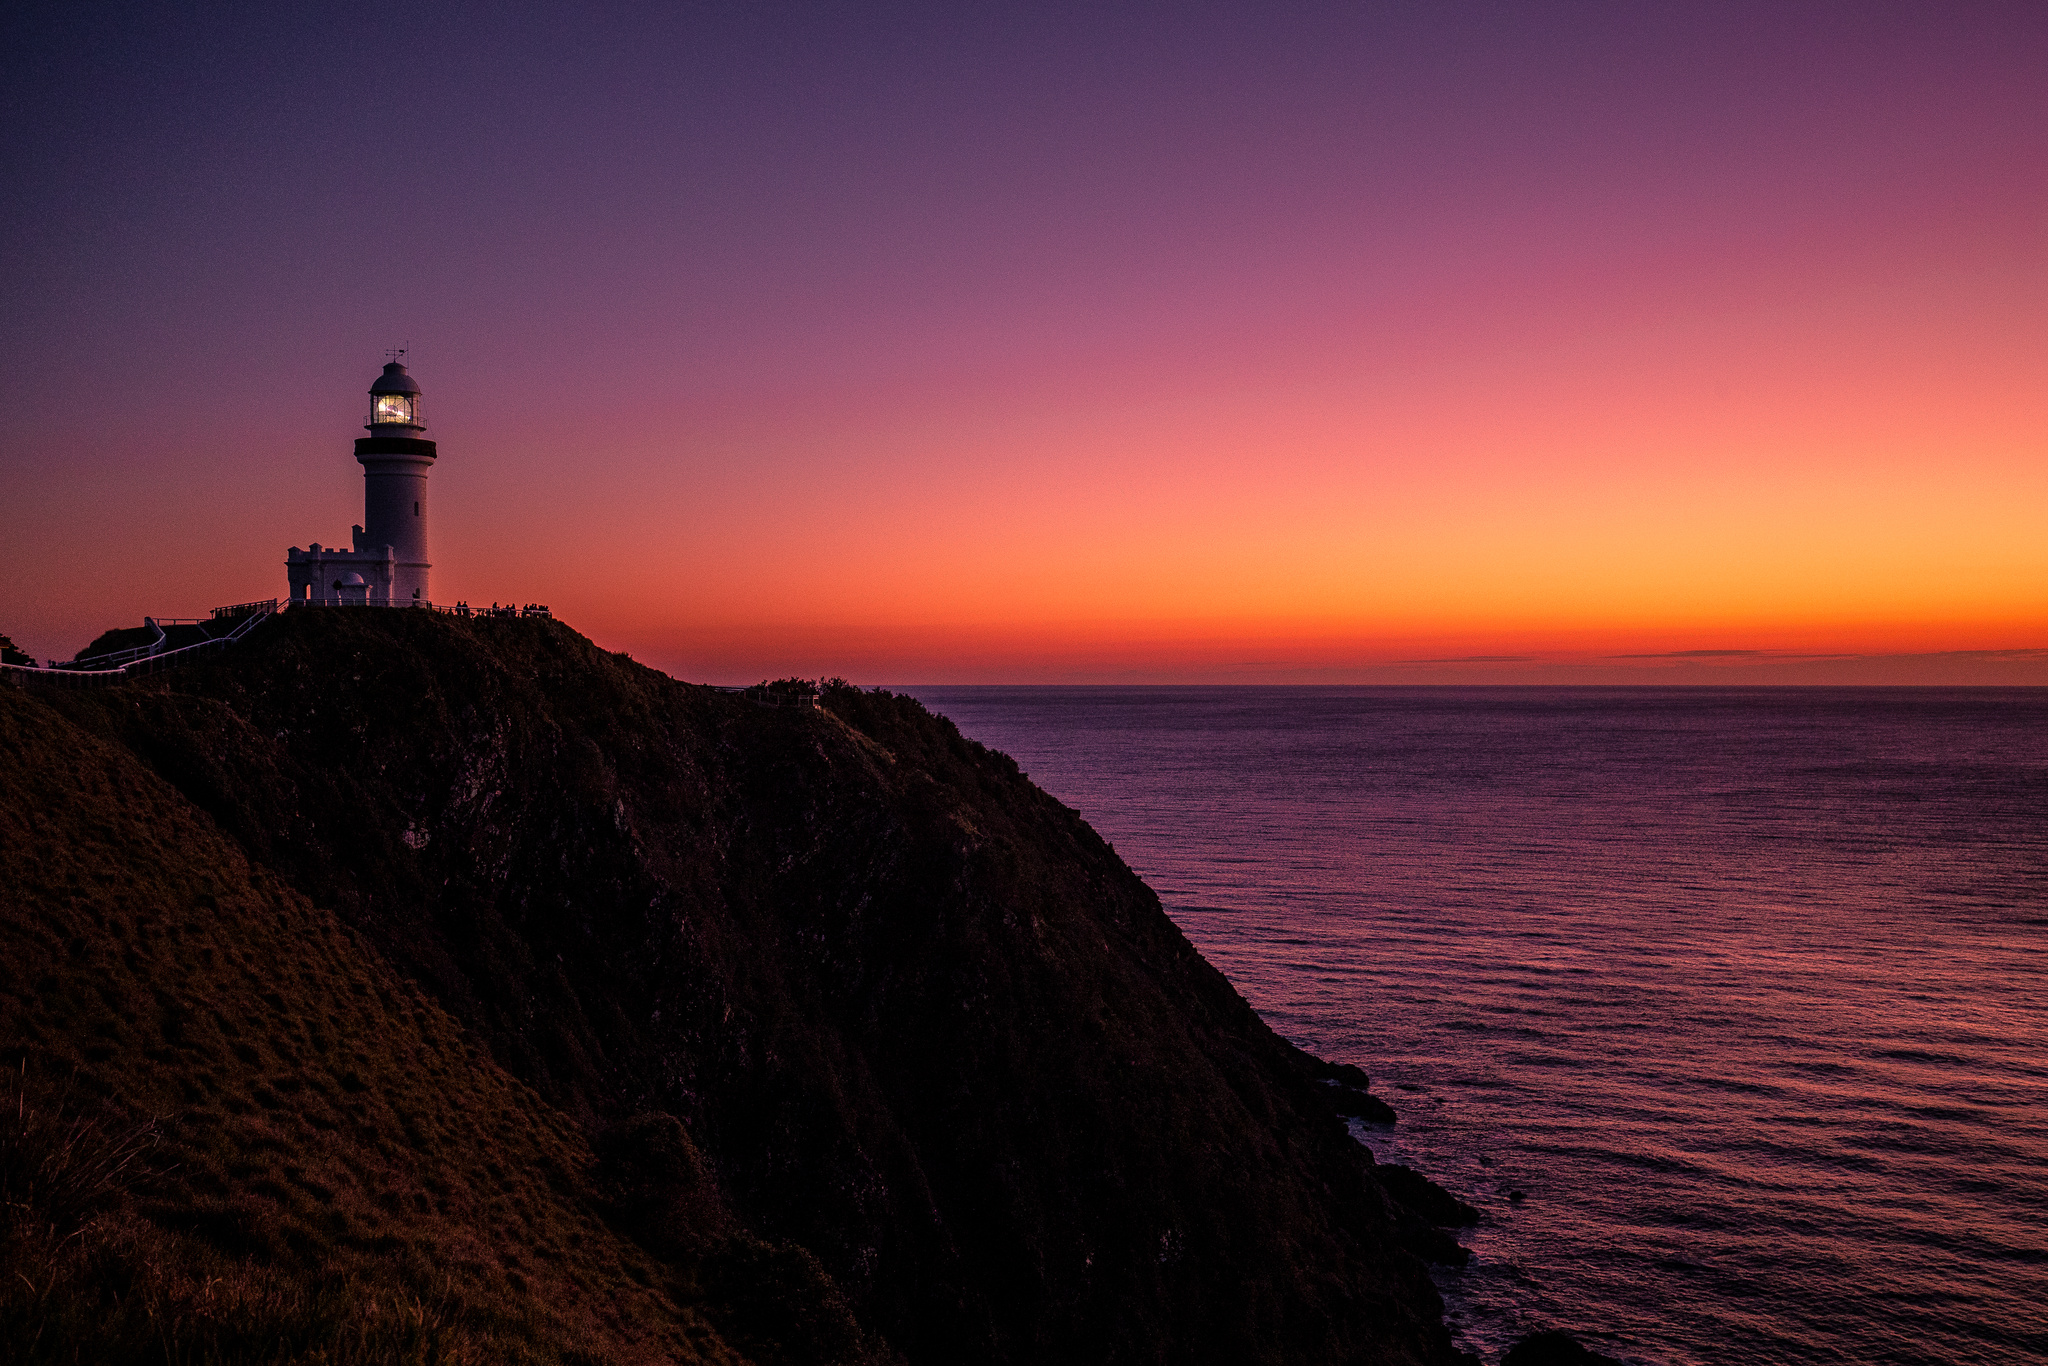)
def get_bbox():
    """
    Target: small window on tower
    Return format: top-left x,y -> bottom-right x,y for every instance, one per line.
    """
414,501 -> 419,515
